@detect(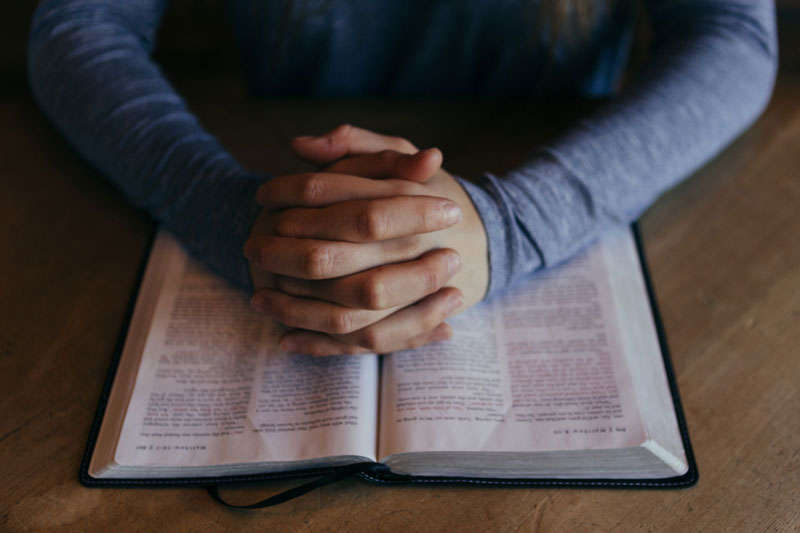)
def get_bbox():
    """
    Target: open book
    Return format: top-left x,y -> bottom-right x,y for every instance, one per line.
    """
85,227 -> 695,486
